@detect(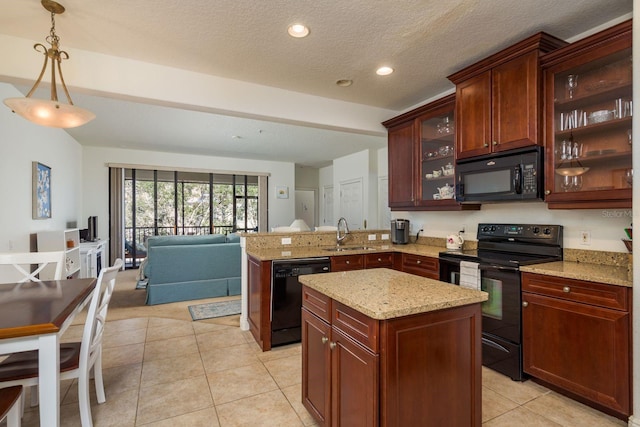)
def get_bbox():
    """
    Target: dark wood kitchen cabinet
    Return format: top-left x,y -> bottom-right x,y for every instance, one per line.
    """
330,254 -> 364,272
522,272 -> 631,419
400,253 -> 439,279
364,252 -> 394,269
302,286 -> 379,427
302,282 -> 482,426
383,94 -> 479,211
448,33 -> 567,160
247,255 -> 272,351
541,20 -> 632,209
